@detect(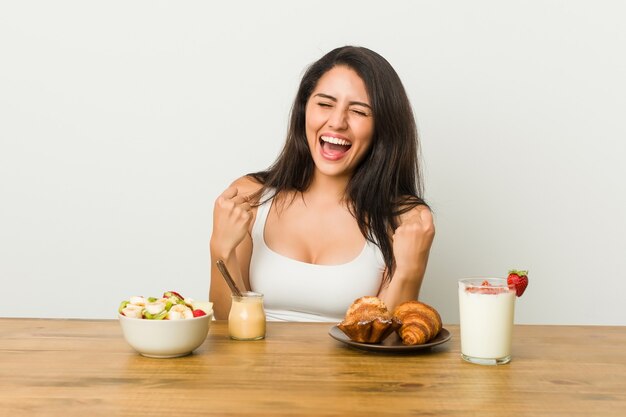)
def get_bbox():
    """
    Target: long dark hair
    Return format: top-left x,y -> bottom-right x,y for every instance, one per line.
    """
249,46 -> 427,284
